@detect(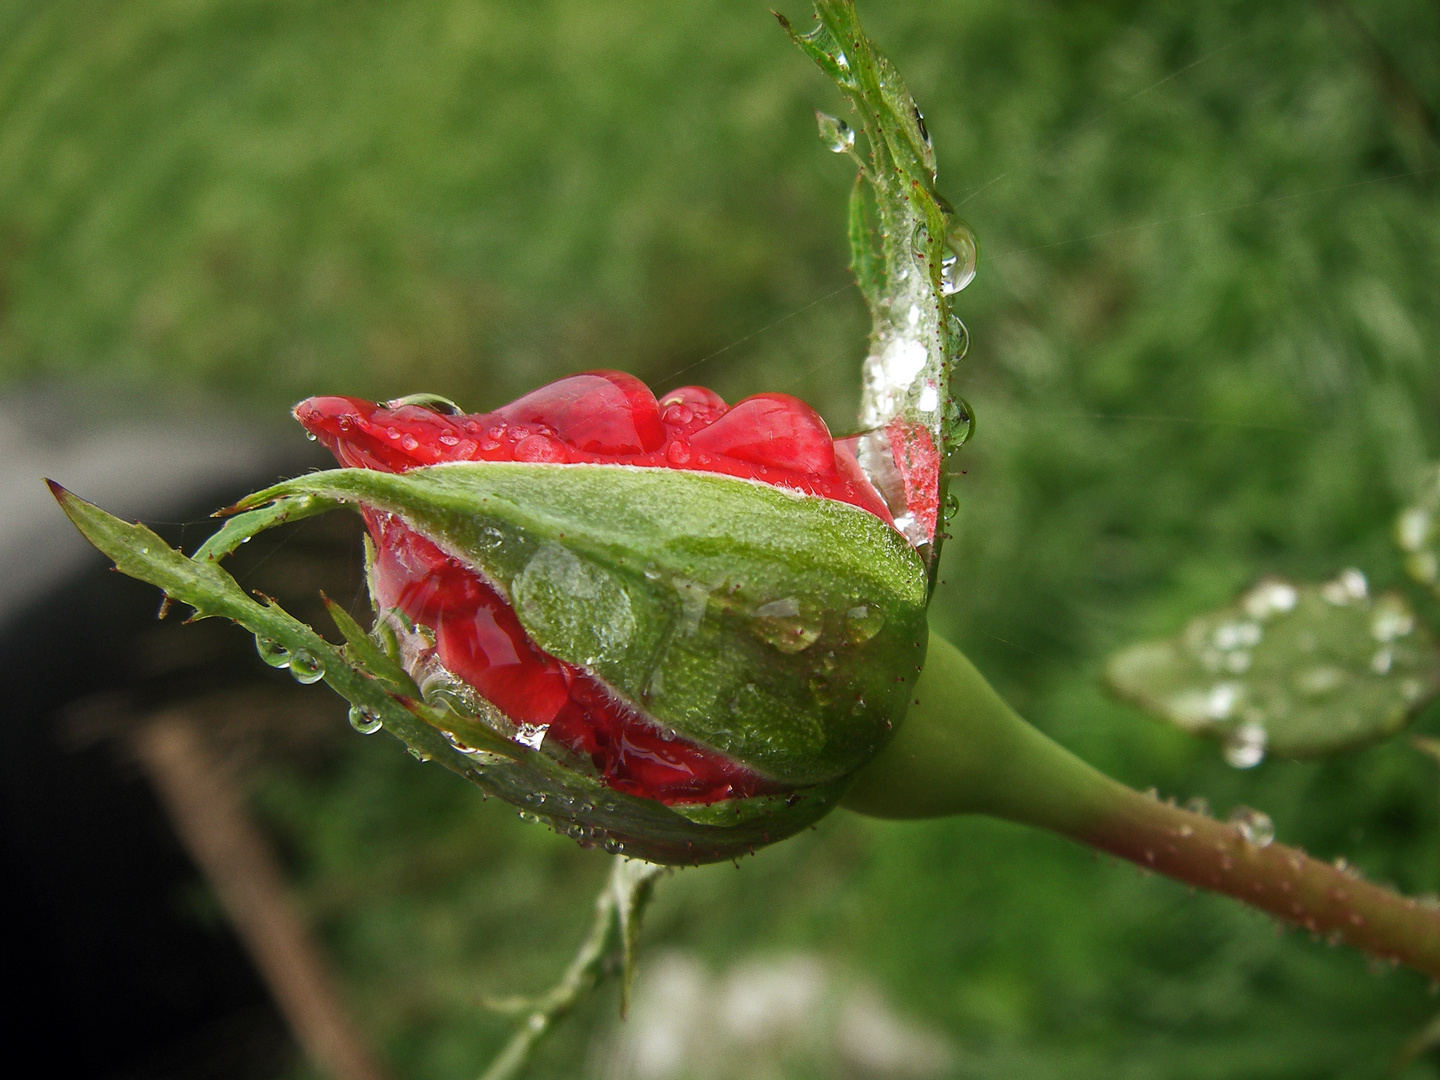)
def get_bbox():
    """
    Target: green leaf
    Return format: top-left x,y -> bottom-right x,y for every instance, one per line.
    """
1105,572 -> 1440,762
